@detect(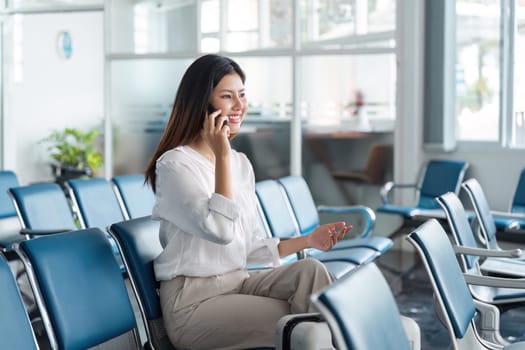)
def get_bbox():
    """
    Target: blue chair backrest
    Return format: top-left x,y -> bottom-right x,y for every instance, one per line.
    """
436,192 -> 479,270
417,160 -> 469,209
255,179 -> 298,239
408,219 -> 476,339
511,168 -> 525,214
111,174 -> 155,219
8,182 -> 77,231
18,228 -> 138,349
0,170 -> 19,219
108,216 -> 175,350
462,179 -> 498,246
109,216 -> 161,320
0,253 -> 38,350
312,263 -> 411,350
277,175 -> 320,235
67,178 -> 125,229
